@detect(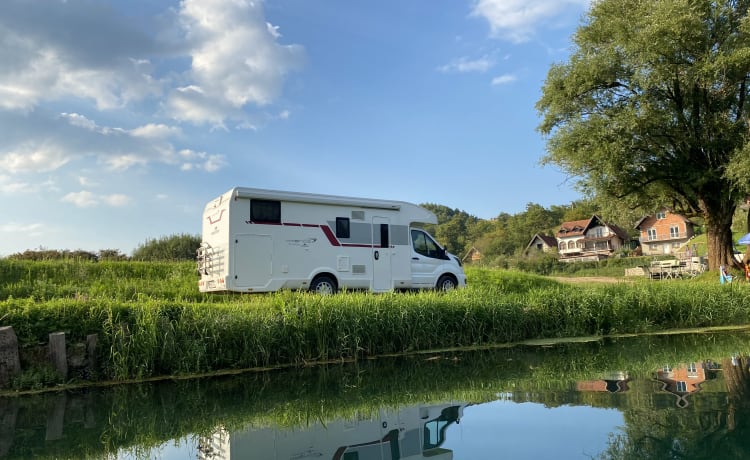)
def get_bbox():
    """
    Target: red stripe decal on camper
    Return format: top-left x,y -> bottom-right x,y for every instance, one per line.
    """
245,221 -> 380,248
207,209 -> 225,224
320,225 -> 341,246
